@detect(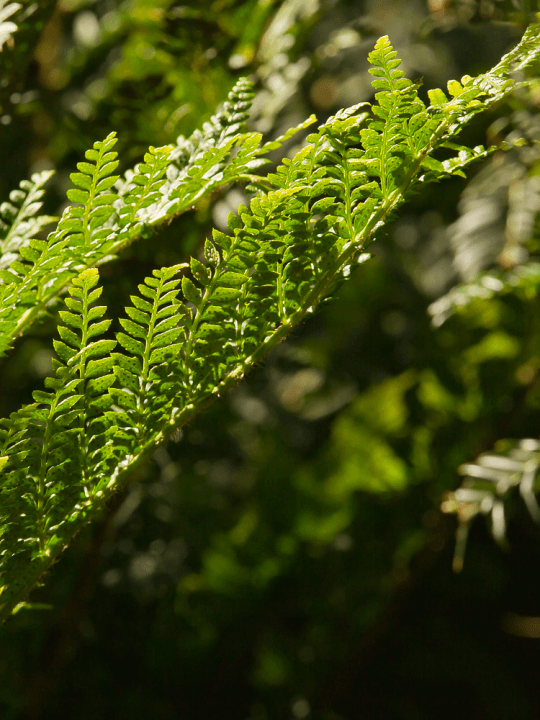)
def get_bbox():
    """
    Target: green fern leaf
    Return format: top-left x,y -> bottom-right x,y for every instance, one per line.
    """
0,268 -> 115,613
0,170 -> 56,269
109,264 -> 187,450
